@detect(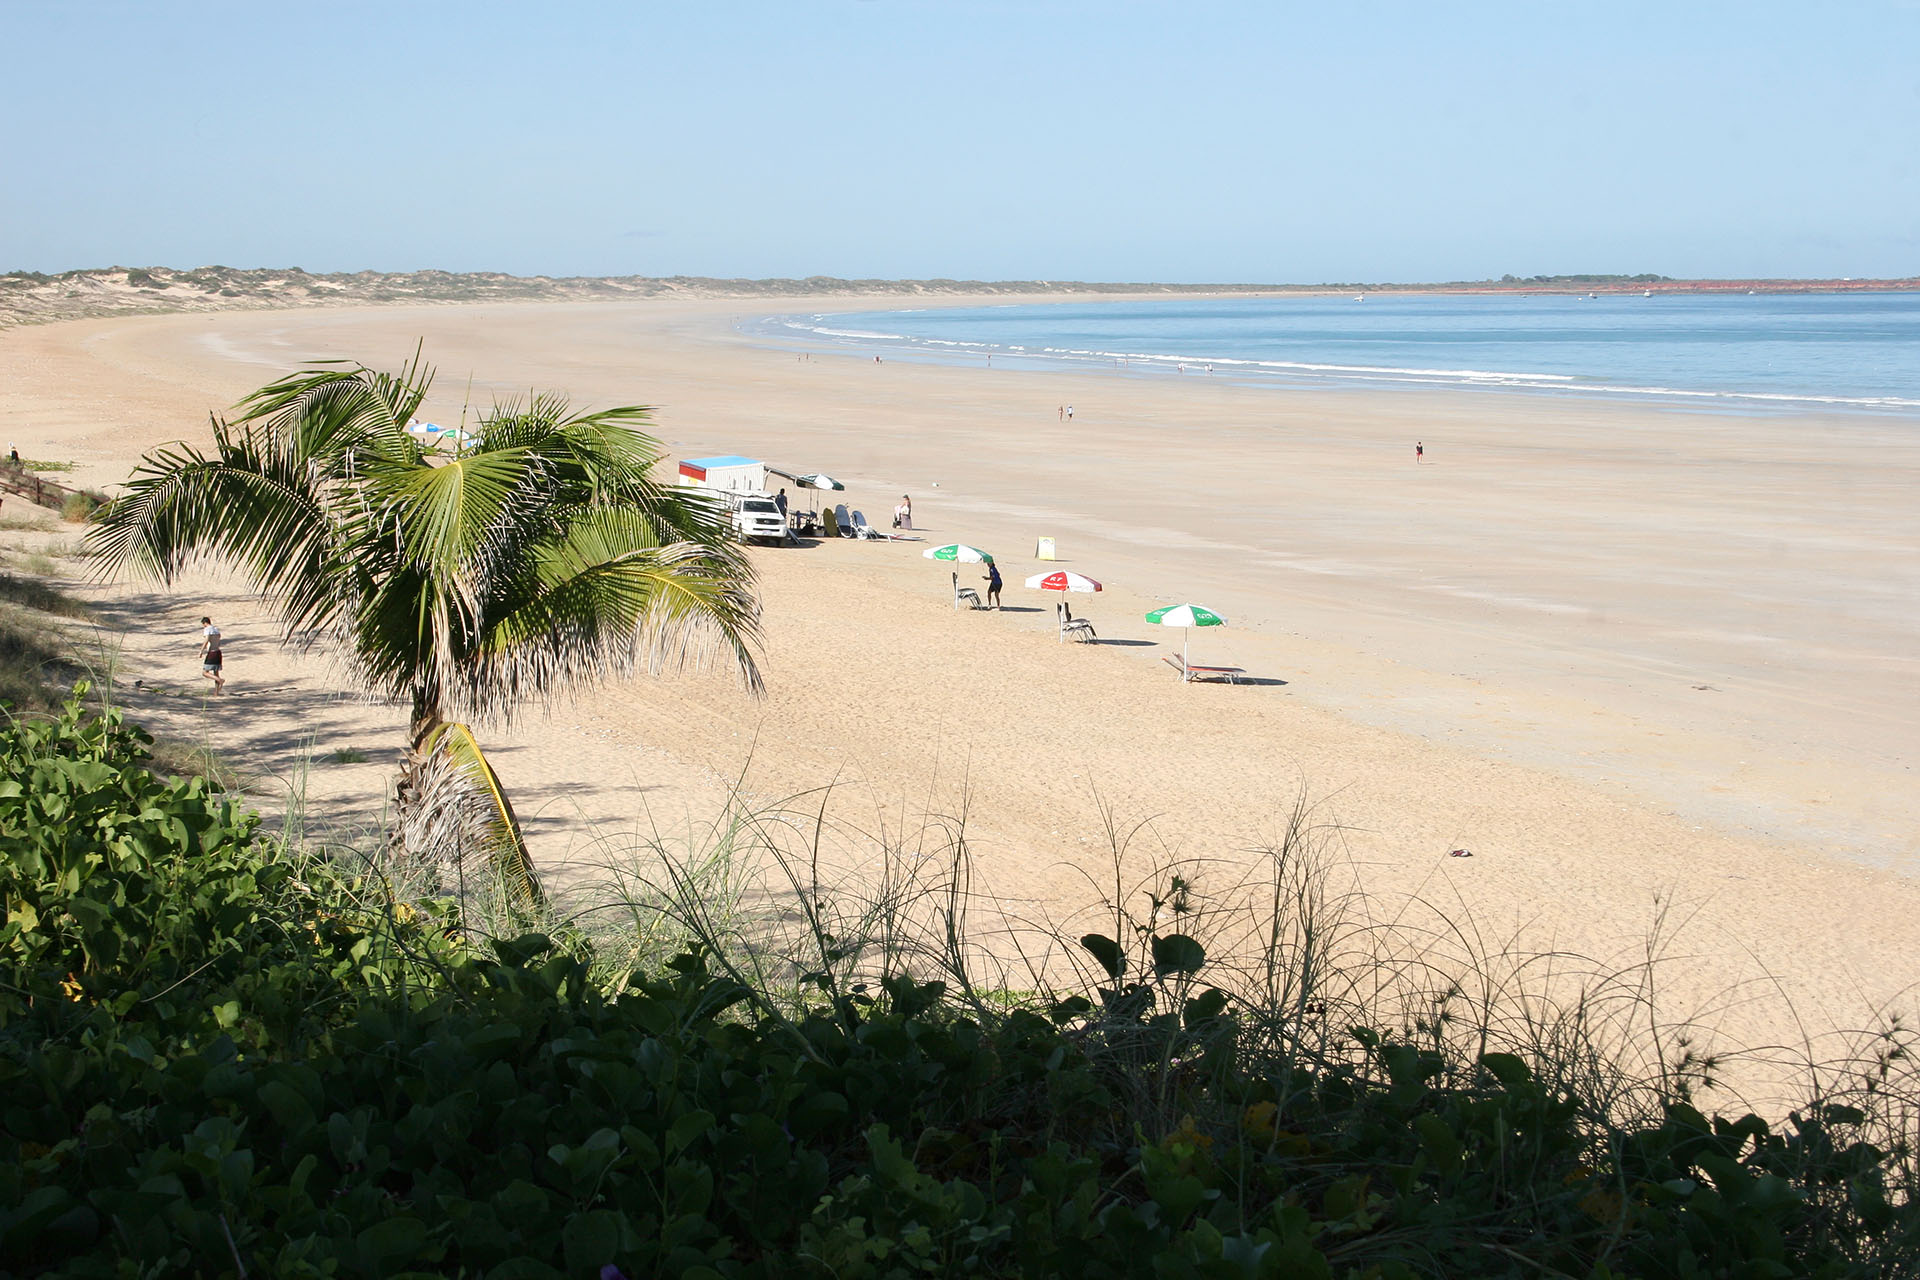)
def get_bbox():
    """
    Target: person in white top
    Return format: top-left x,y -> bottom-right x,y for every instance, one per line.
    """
199,616 -> 225,694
